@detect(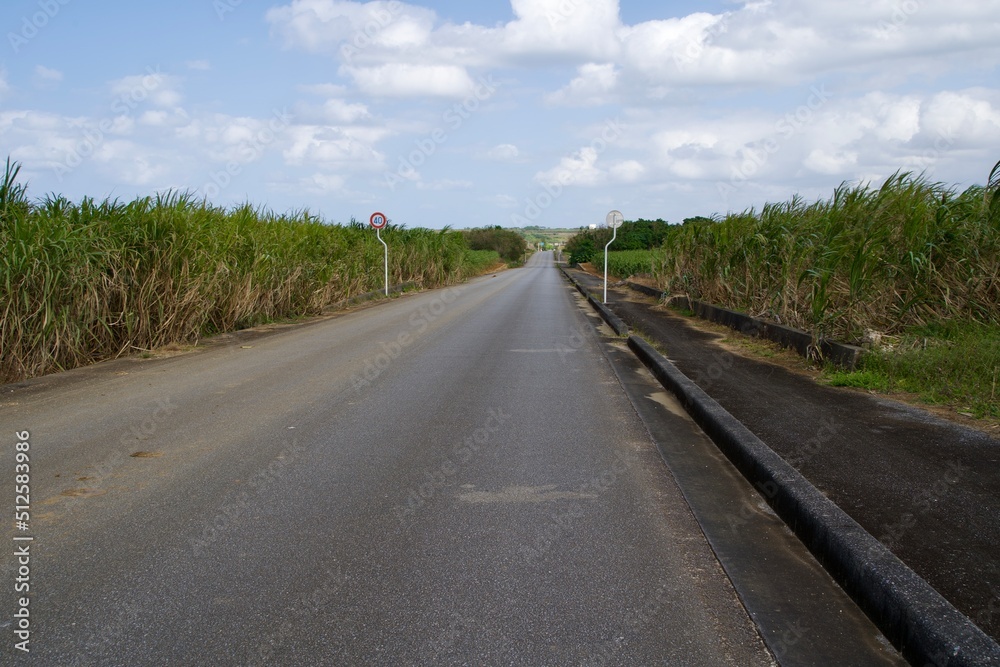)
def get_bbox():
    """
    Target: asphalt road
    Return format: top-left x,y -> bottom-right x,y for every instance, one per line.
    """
1,251 -> 782,665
